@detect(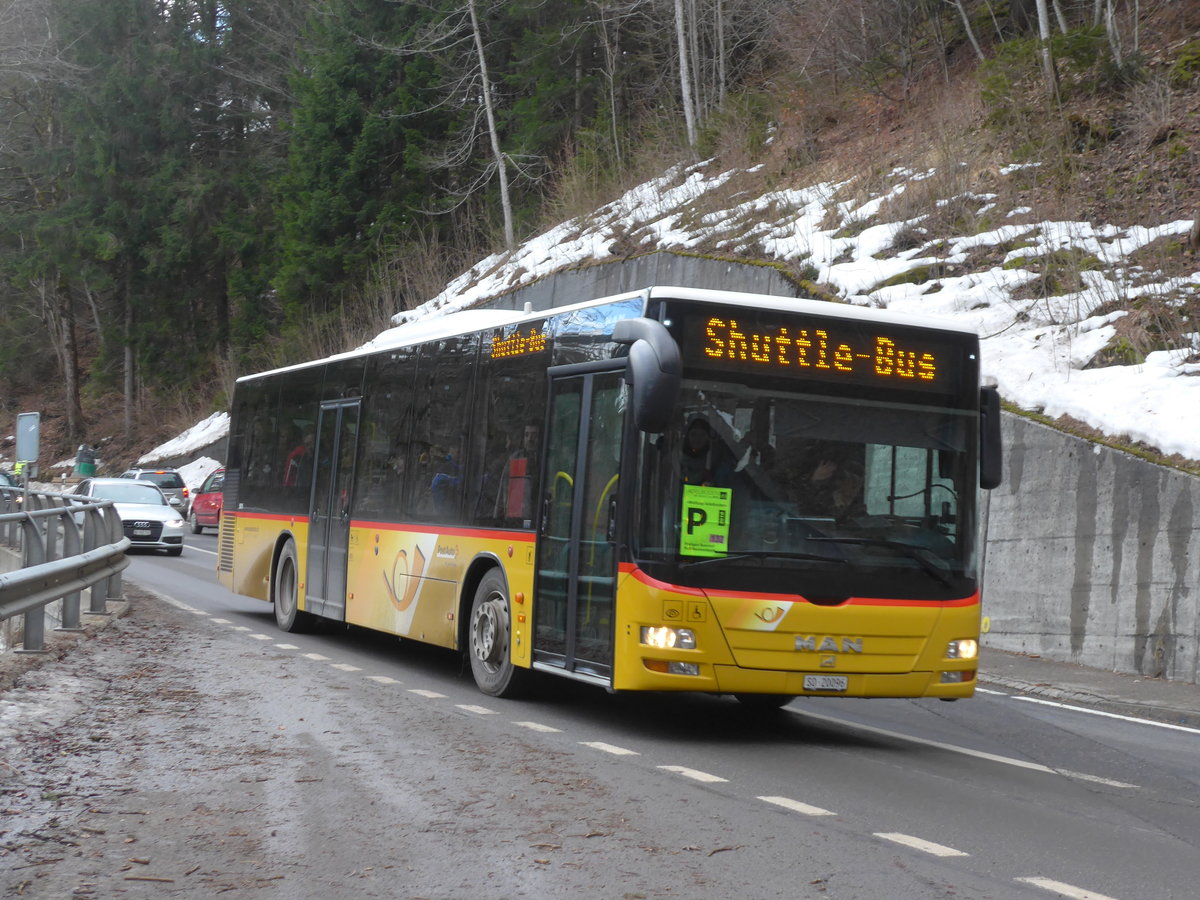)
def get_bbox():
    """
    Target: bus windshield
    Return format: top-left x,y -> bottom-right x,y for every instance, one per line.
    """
633,377 -> 978,600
